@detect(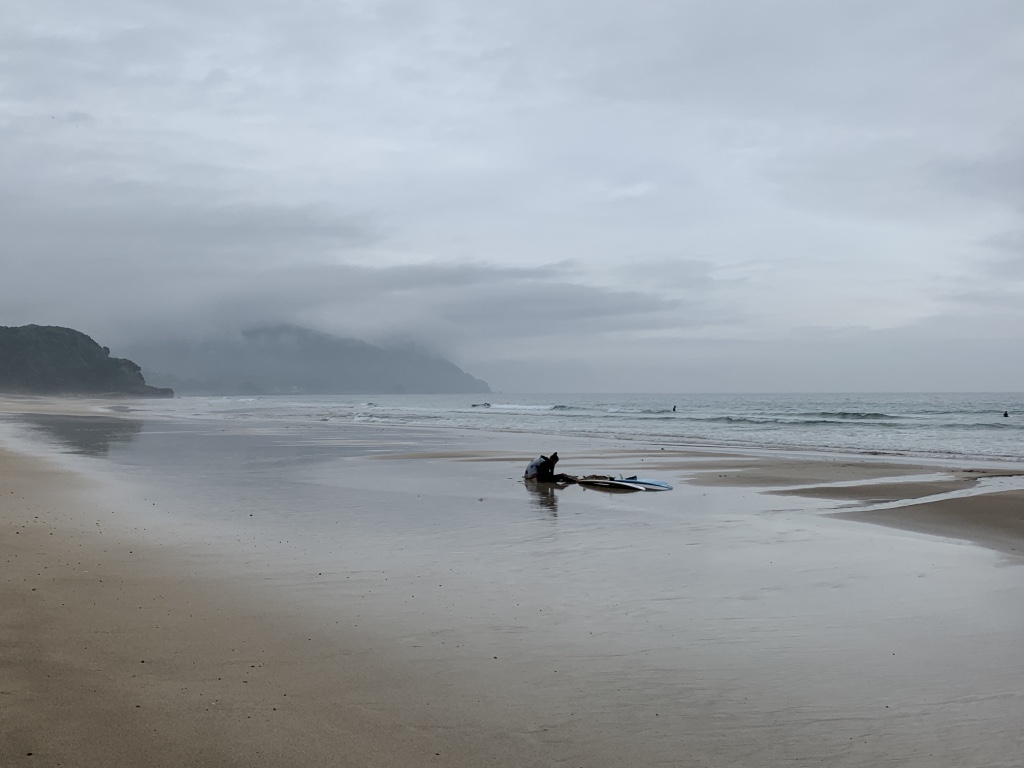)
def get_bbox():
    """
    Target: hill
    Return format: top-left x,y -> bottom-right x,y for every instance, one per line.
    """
0,325 -> 173,396
127,325 -> 491,395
